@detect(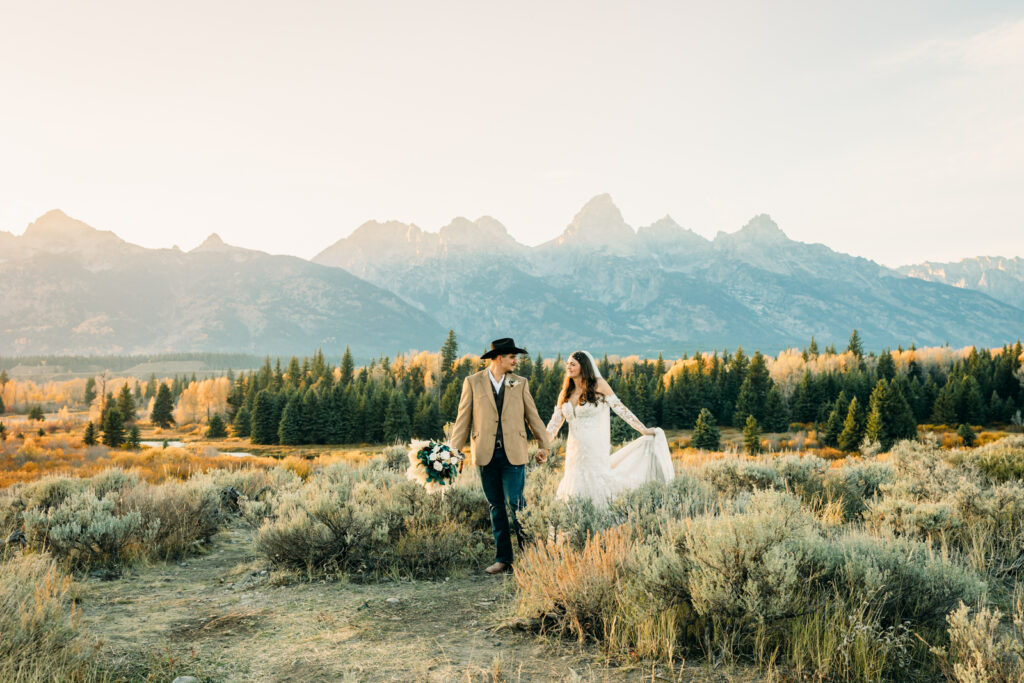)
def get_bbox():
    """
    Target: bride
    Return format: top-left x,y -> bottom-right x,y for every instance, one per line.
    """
545,351 -> 674,506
